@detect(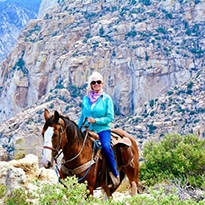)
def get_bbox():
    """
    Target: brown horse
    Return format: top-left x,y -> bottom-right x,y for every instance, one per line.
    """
41,109 -> 139,197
